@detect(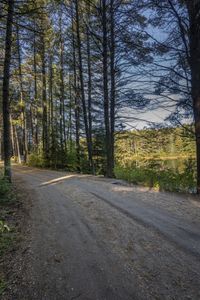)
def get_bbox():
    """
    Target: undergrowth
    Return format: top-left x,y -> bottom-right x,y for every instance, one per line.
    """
114,164 -> 196,193
0,278 -> 6,295
0,169 -> 18,296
